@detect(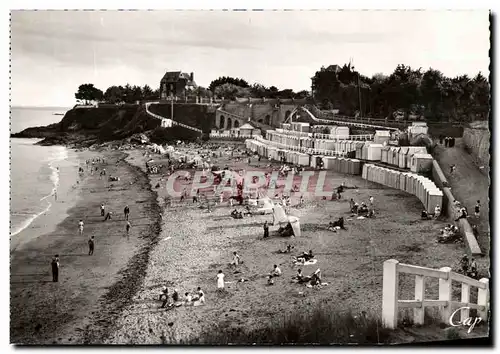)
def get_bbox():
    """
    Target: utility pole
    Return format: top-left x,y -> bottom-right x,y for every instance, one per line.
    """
171,93 -> 174,121
351,58 -> 363,119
